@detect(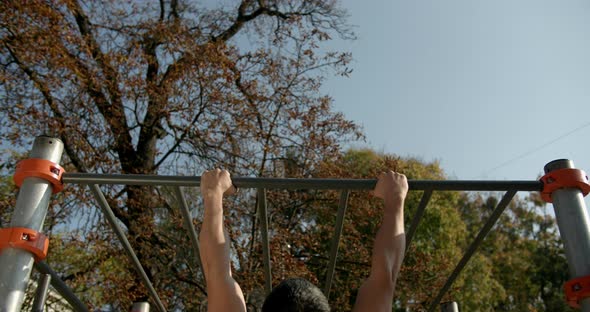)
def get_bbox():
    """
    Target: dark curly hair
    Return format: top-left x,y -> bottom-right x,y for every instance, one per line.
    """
261,278 -> 331,312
